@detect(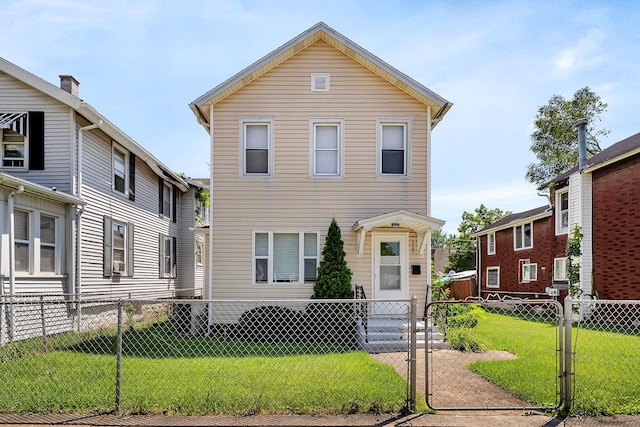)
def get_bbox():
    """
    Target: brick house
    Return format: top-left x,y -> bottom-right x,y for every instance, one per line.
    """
475,130 -> 640,300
